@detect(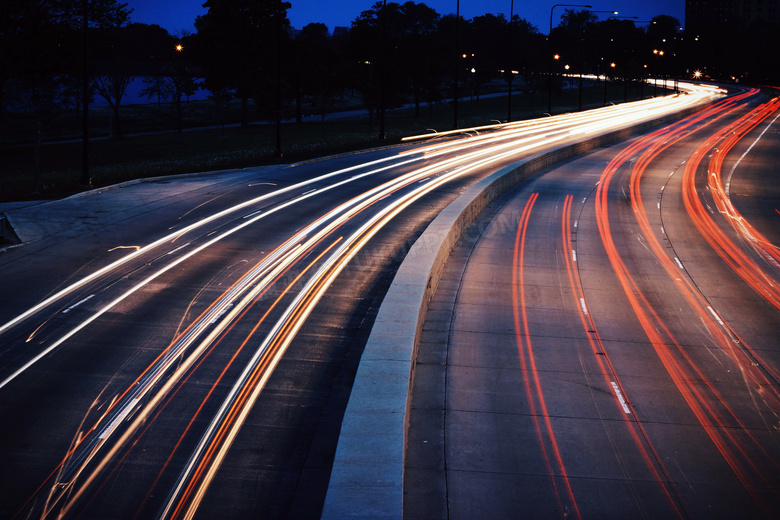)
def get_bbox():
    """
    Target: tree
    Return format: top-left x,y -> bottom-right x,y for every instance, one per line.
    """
0,0 -> 130,191
397,2 -> 443,116
645,15 -> 682,80
92,22 -> 165,137
141,30 -> 200,132
349,1 -> 445,122
291,23 -> 346,124
349,2 -> 402,126
469,14 -> 512,99
194,0 -> 292,128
